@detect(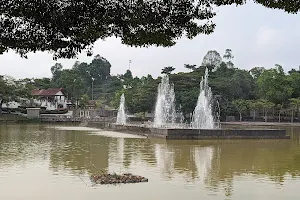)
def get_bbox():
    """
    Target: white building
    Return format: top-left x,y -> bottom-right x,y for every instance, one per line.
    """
31,88 -> 68,110
2,88 -> 71,112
